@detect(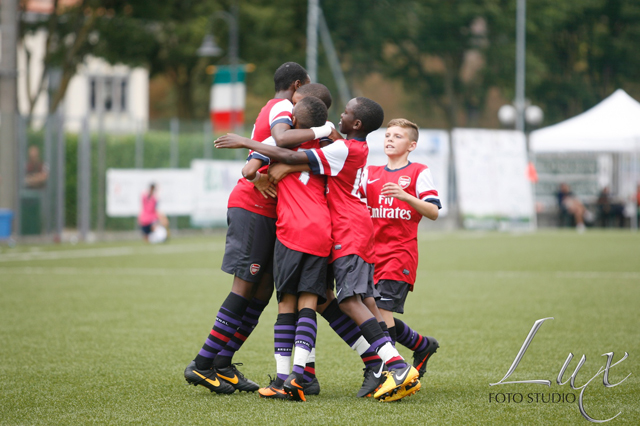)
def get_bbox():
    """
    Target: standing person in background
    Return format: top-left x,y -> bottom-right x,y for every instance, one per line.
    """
25,146 -> 48,189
